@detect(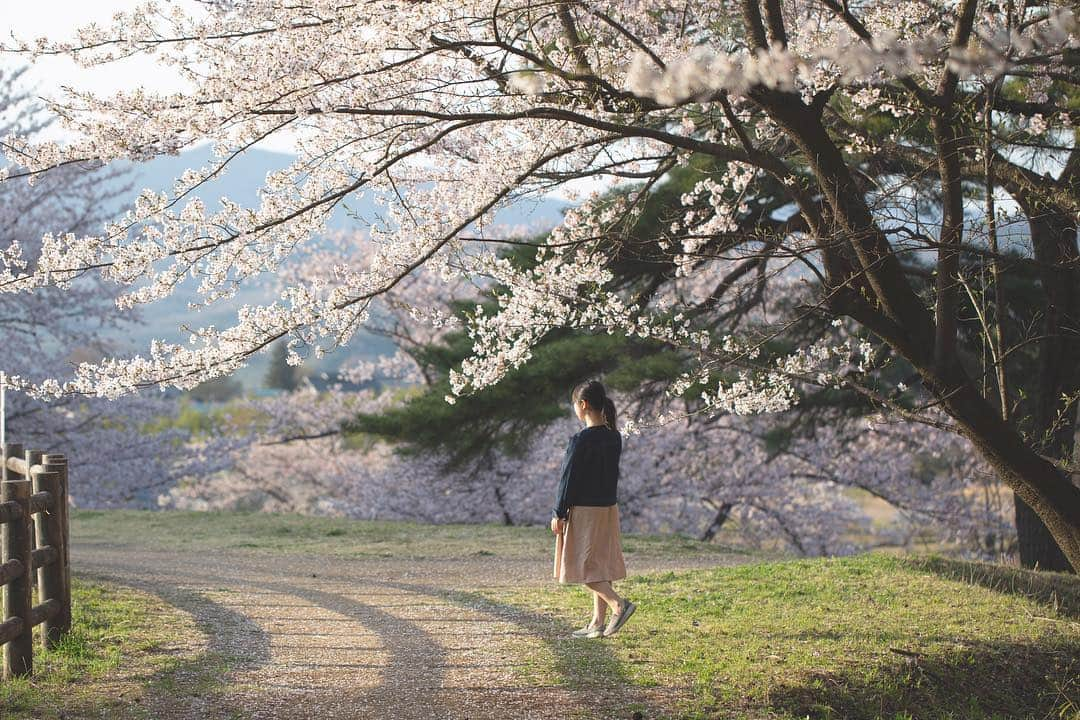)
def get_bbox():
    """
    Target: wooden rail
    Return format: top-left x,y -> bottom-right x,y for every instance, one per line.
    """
1,443 -> 71,679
